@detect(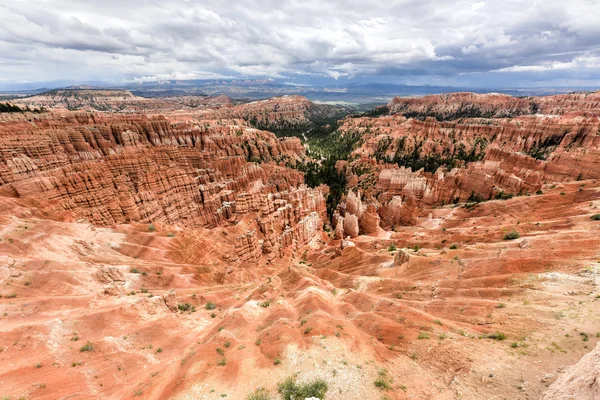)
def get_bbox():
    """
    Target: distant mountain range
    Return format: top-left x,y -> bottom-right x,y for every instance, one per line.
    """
2,79 -> 599,104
